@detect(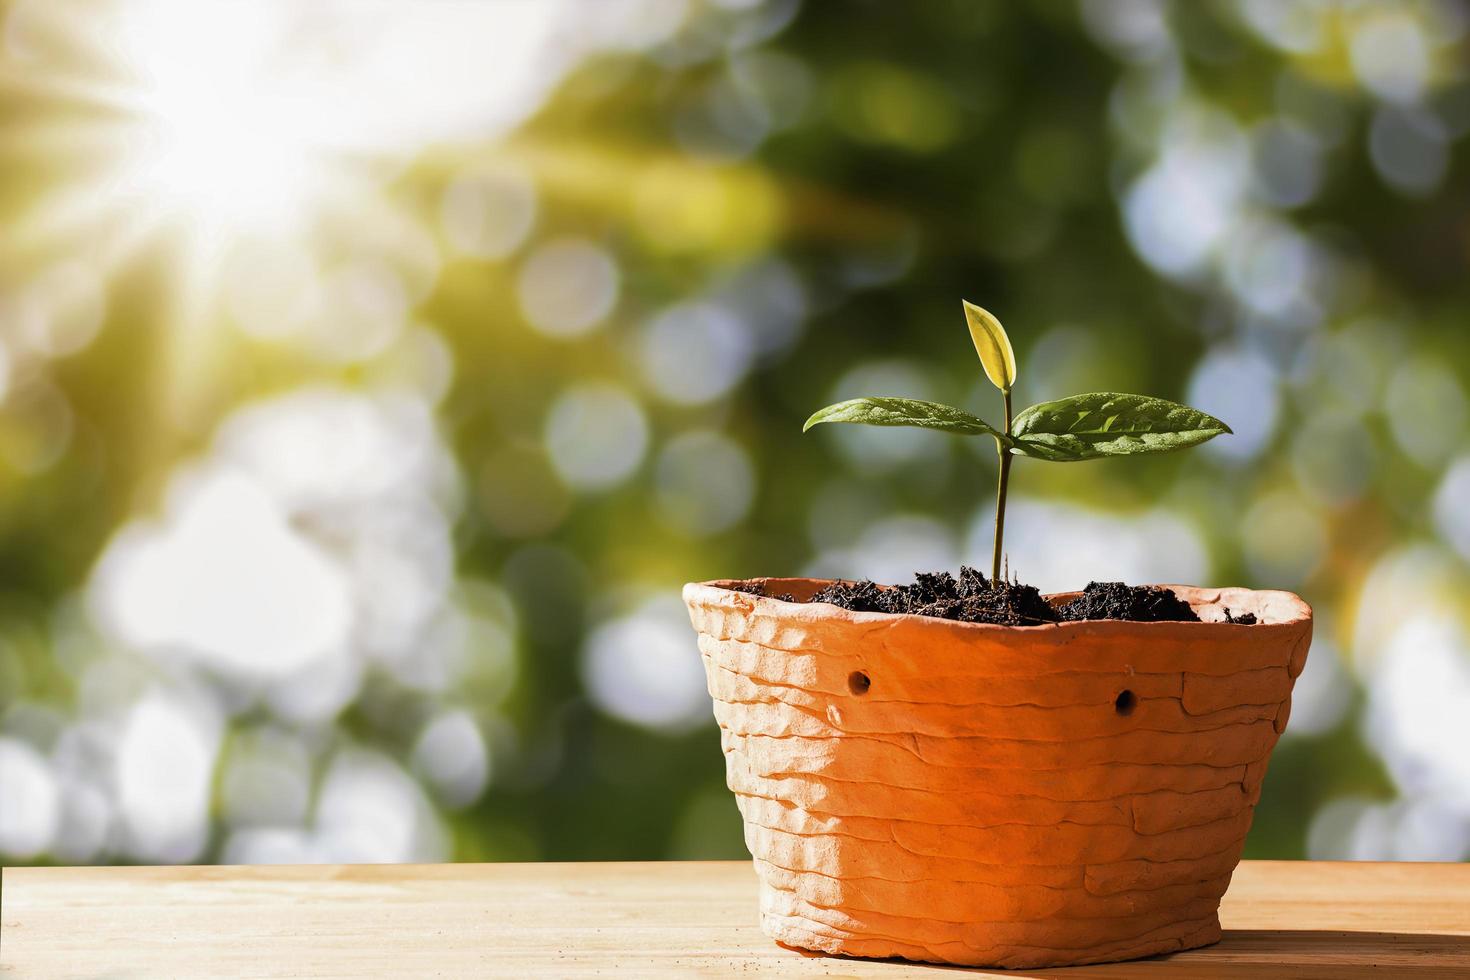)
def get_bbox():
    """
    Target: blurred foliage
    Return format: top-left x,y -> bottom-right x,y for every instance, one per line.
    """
2,0 -> 1469,868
